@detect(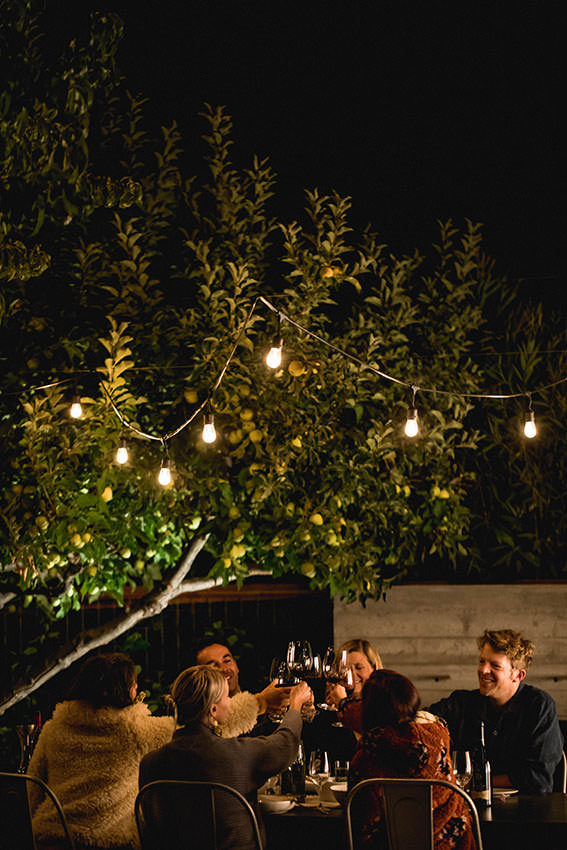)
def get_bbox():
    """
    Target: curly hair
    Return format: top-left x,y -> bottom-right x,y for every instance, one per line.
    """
477,629 -> 535,670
